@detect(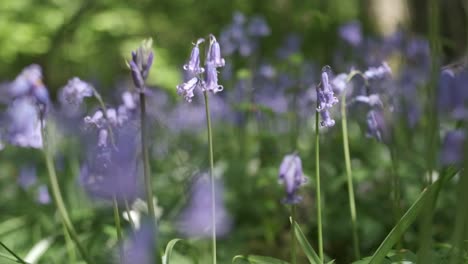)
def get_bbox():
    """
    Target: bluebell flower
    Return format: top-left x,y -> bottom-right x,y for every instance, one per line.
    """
278,153 -> 307,204
440,130 -> 465,166
366,109 -> 386,142
203,63 -> 223,94
206,35 -> 225,68
176,77 -> 200,103
320,110 -> 336,128
339,20 -> 363,47
9,64 -> 50,110
18,165 -> 37,190
316,67 -> 338,127
247,16 -> 270,37
36,185 -> 51,204
7,97 -> 43,148
183,38 -> 205,75
363,62 -> 392,80
120,220 -> 155,264
176,174 -> 232,238
128,39 -> 154,90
